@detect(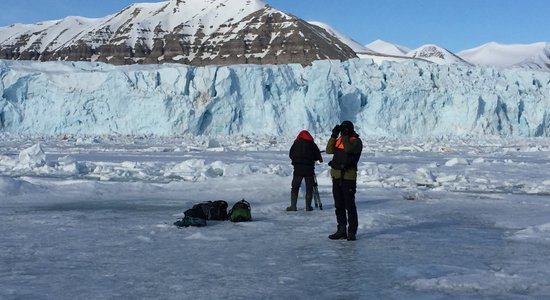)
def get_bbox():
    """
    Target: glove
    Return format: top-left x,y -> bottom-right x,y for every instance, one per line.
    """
331,125 -> 341,138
